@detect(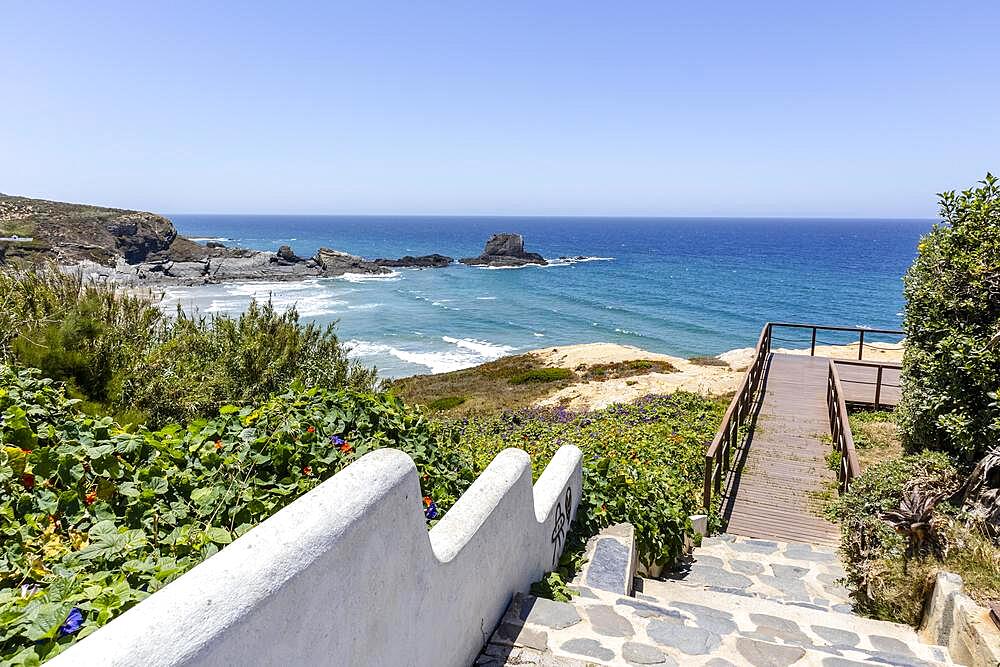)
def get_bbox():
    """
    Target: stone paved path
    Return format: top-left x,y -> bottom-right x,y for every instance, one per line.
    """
477,535 -> 955,666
